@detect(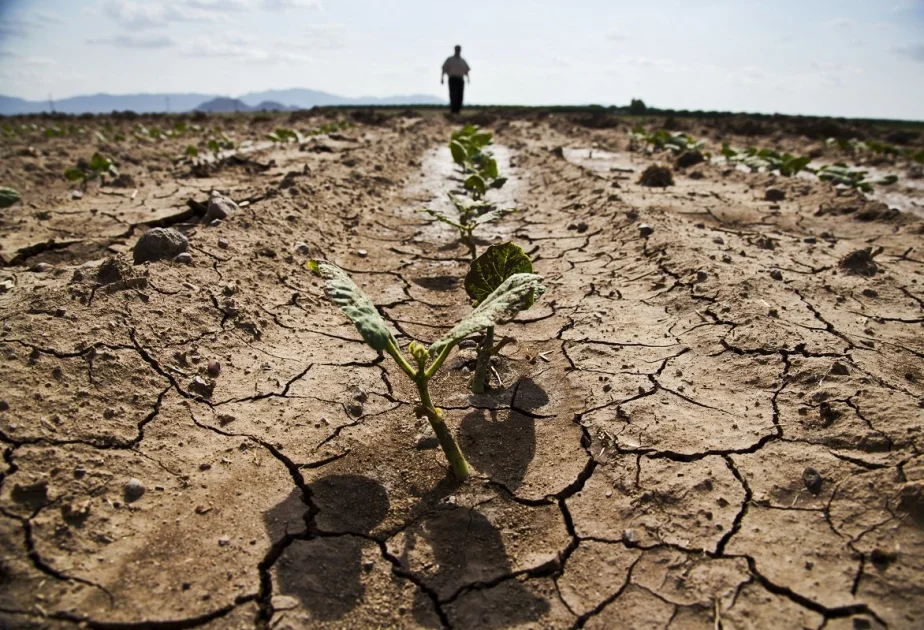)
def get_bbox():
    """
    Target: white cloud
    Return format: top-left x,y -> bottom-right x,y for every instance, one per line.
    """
894,43 -> 924,62
103,0 -> 228,28
826,17 -> 854,28
87,34 -> 176,49
0,10 -> 63,37
102,0 -> 322,28
182,34 -> 316,63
